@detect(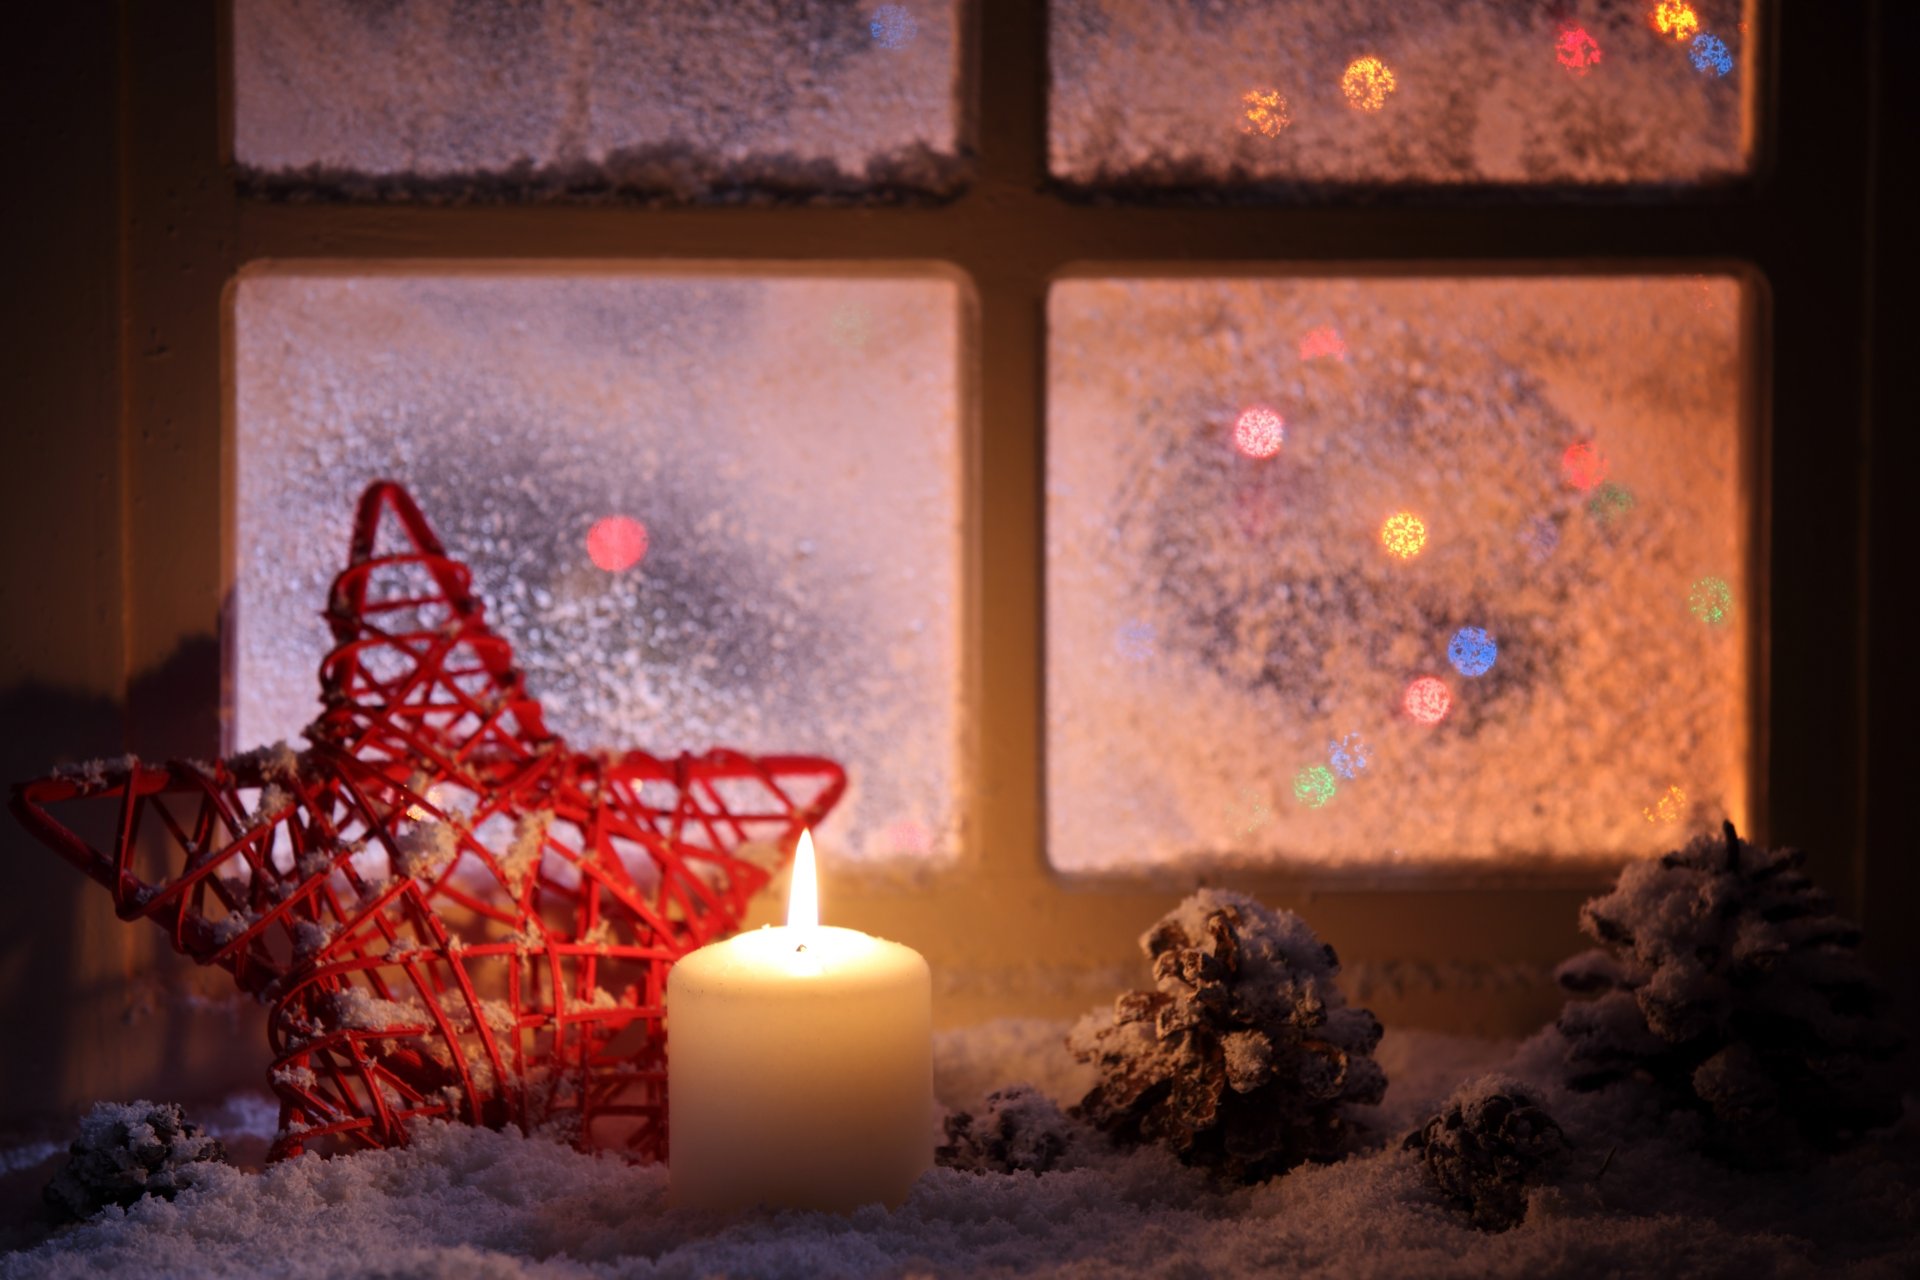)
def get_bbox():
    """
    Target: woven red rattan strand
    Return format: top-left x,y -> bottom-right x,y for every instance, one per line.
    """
10,482 -> 845,1161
